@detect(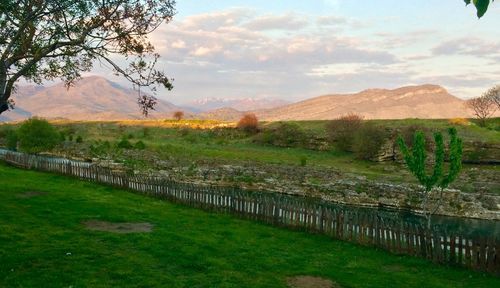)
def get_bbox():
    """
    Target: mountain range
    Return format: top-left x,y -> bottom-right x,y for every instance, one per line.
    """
184,97 -> 290,112
0,76 -> 477,122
